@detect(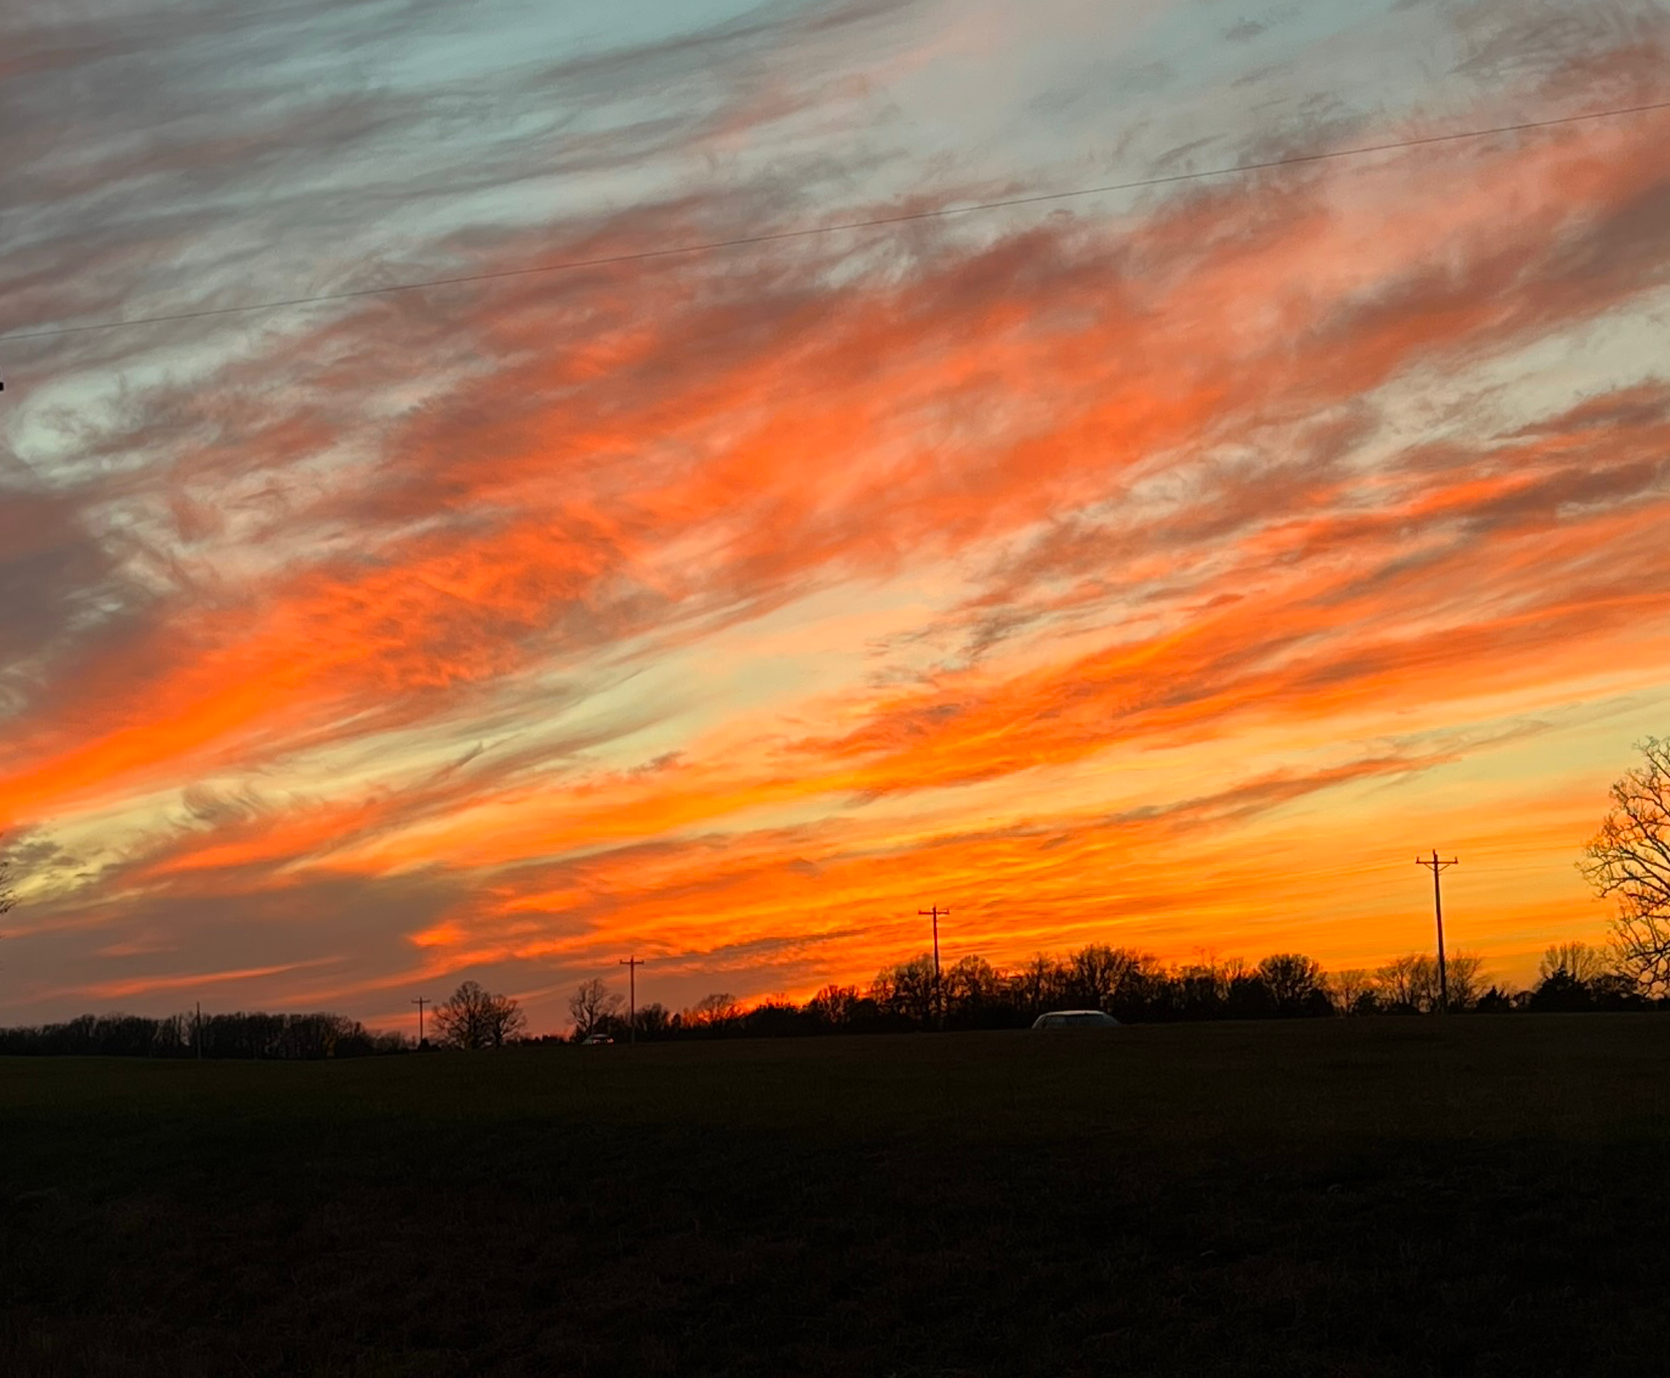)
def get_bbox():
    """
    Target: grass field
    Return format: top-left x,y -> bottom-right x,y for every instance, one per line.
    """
3,1016 -> 1668,1377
